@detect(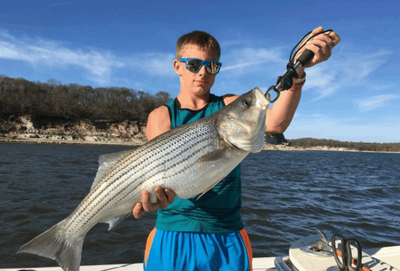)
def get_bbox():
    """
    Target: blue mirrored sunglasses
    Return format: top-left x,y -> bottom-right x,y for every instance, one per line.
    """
179,58 -> 222,74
